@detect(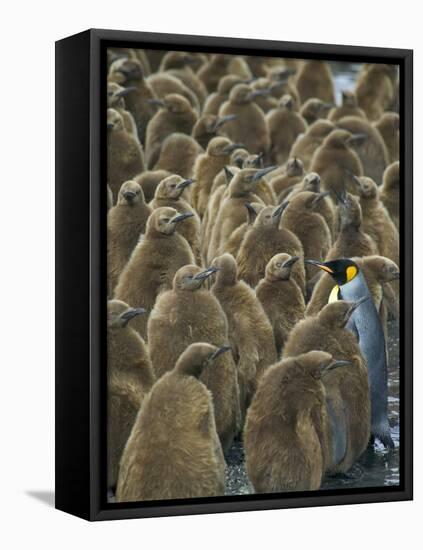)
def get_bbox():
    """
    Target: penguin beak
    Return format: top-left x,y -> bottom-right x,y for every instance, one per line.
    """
170,212 -> 194,224
252,152 -> 264,168
282,256 -> 300,269
222,142 -> 246,154
269,80 -> 288,92
176,178 -> 195,190
193,266 -> 221,281
213,114 -> 237,130
252,165 -> 278,182
272,201 -> 289,220
347,133 -> 367,146
116,86 -> 137,98
210,345 -> 232,360
305,259 -> 334,274
310,191 -> 331,209
120,307 -> 146,326
148,98 -> 165,108
345,170 -> 362,188
245,202 -> 258,217
123,190 -> 137,202
249,88 -> 270,99
107,123 -> 114,130
321,360 -> 352,376
224,166 -> 235,183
